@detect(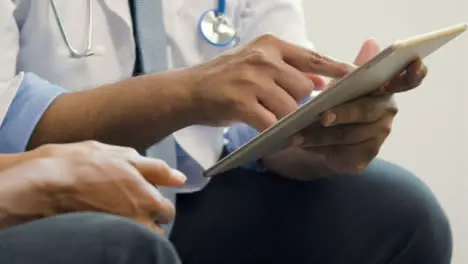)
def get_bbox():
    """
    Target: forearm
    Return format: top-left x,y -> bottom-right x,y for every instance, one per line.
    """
28,71 -> 196,151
